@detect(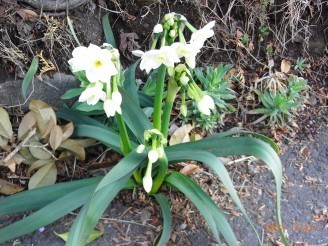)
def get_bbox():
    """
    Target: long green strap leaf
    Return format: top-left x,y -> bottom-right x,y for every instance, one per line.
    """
166,149 -> 260,244
57,107 -> 108,129
0,185 -> 97,243
102,13 -> 117,48
66,151 -> 147,245
120,88 -> 152,143
124,60 -> 140,106
138,91 -> 154,108
74,124 -> 128,154
0,177 -> 101,216
206,130 -> 279,153
166,136 -> 288,245
152,194 -> 172,246
165,172 -> 238,245
22,57 -> 39,100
